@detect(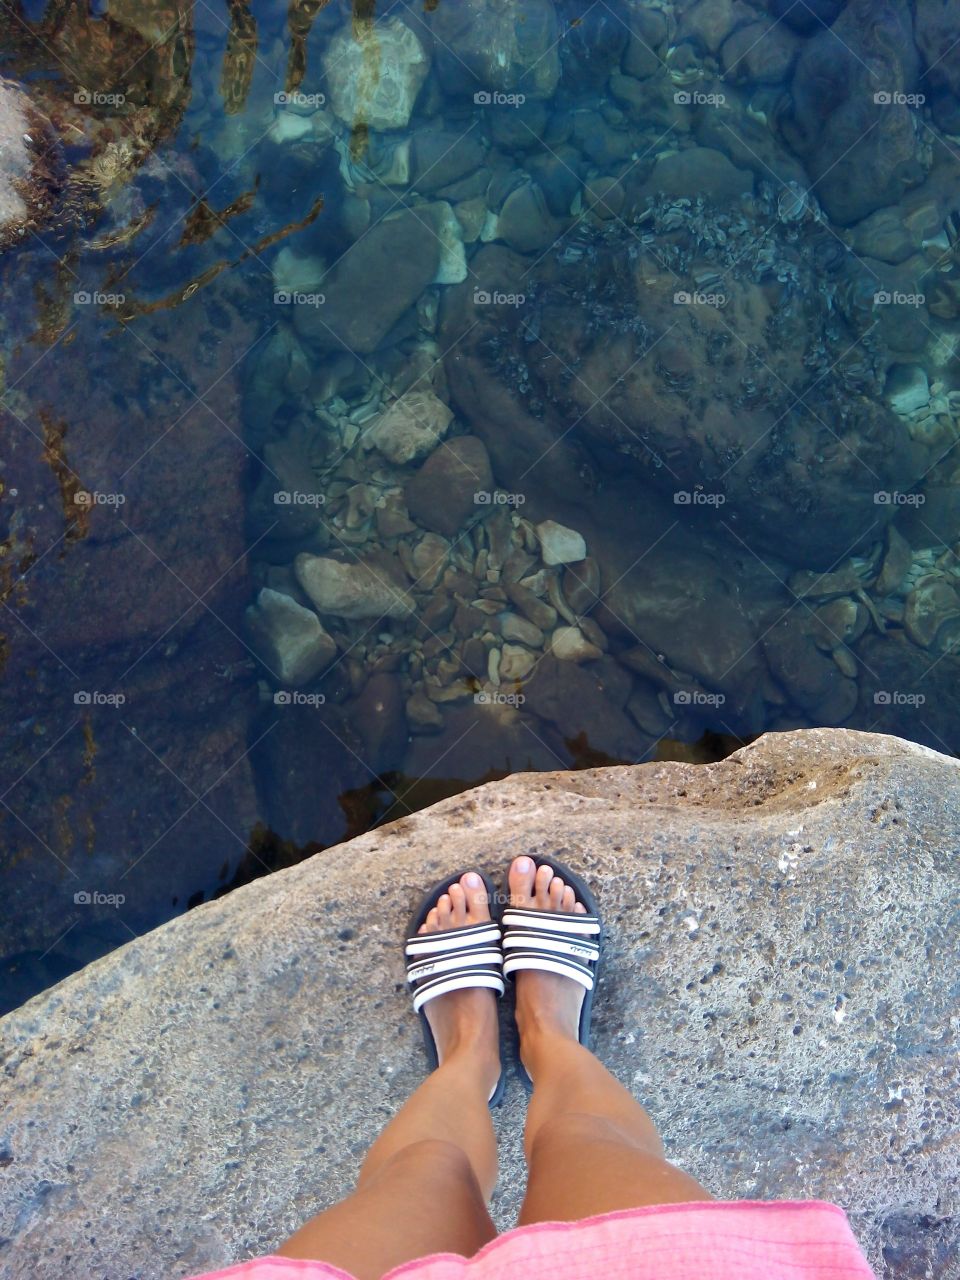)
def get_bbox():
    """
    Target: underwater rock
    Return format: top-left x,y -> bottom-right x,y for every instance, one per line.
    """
638,147 -> 754,202
583,176 -> 625,221
406,687 -> 444,732
0,78 -> 36,243
903,575 -> 960,651
428,200 -> 468,284
494,180 -> 562,253
322,17 -> 429,131
294,208 -> 441,353
428,0 -> 561,101
500,613 -> 544,647
272,246 -> 326,297
562,556 -> 601,615
245,588 -> 337,687
915,0 -> 960,99
550,625 -> 602,664
352,672 -> 408,772
410,127 -> 485,193
786,0 -> 922,225
766,0 -> 846,32
404,436 -> 493,538
762,615 -> 859,725
499,643 -> 536,681
677,0 -> 737,55
536,520 -> 587,566
504,582 -> 558,631
720,20 -> 799,84
621,6 -> 668,79
411,533 -> 451,590
523,653 -> 650,760
875,526 -> 913,598
366,389 -> 454,465
885,365 -> 930,416
295,553 -> 415,620
846,204 -> 939,266
249,429 -> 329,542
810,598 -> 868,651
